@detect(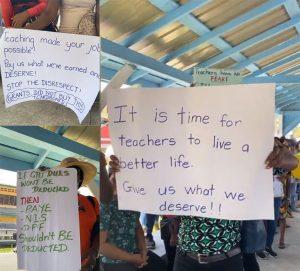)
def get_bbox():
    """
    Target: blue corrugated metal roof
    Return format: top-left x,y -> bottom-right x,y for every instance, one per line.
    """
101,0 -> 300,133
